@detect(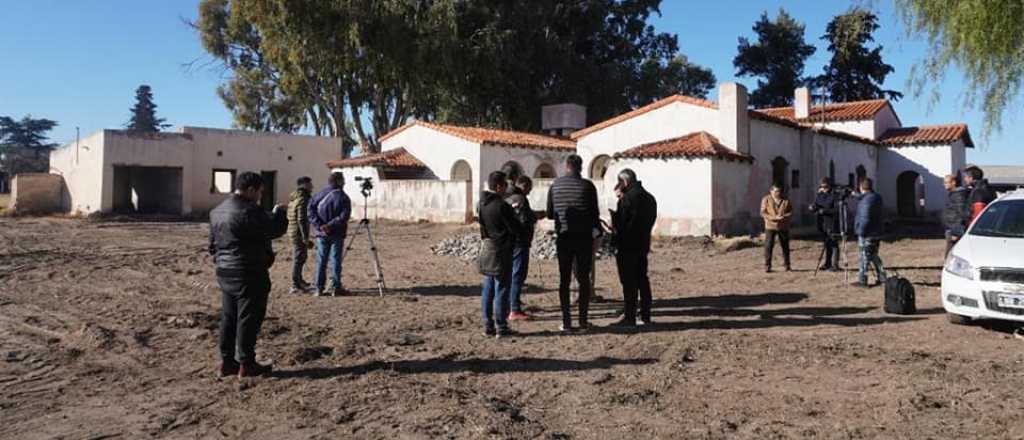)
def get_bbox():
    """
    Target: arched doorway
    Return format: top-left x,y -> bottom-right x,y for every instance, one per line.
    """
450,160 -> 472,181
533,163 -> 556,178
500,161 -> 524,182
590,155 -> 611,180
897,171 -> 922,217
771,157 -> 789,191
